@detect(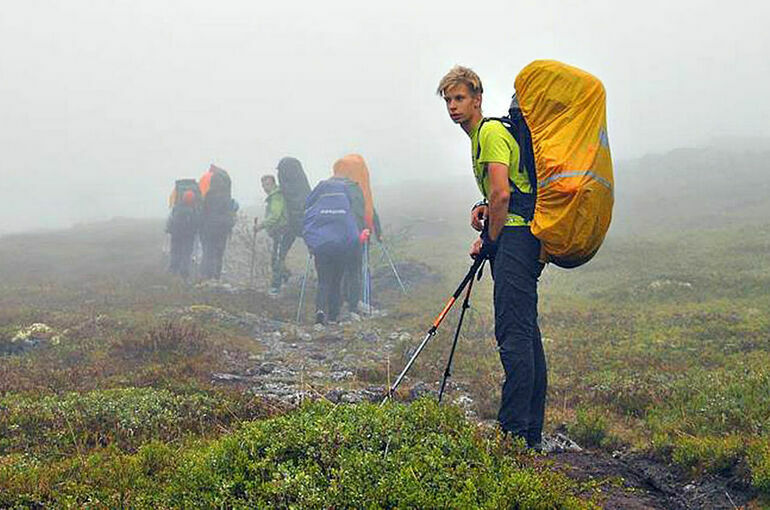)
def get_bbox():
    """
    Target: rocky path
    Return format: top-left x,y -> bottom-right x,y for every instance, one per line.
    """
209,306 -> 480,411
